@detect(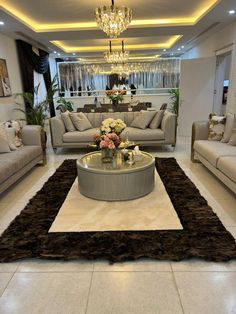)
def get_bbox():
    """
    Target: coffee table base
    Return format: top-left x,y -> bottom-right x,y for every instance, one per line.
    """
77,166 -> 155,201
